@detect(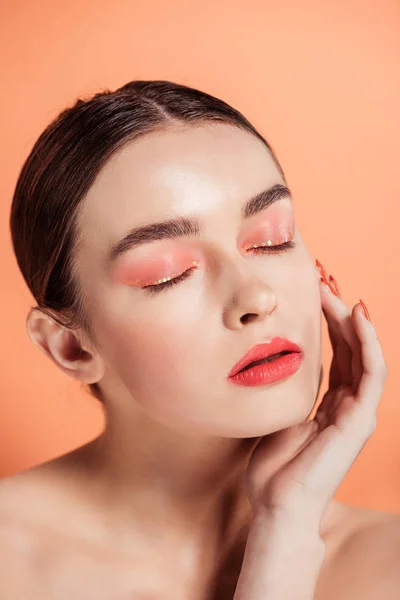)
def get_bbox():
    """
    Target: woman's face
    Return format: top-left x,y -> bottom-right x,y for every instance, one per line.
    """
75,123 -> 322,437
